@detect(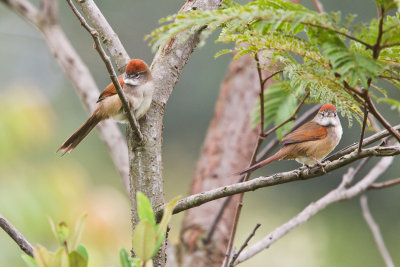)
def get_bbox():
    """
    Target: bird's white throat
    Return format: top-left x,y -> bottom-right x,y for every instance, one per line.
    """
123,77 -> 140,86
